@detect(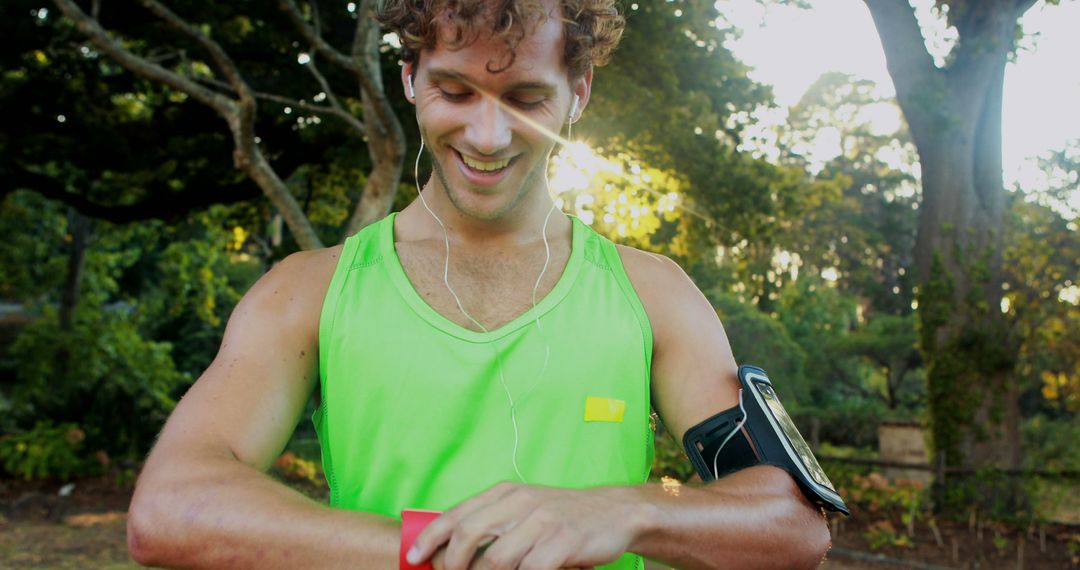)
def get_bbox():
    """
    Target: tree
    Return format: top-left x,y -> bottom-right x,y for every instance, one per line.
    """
584,0 -> 844,310
780,72 -> 920,317
861,0 -> 1062,471
1002,195 -> 1079,417
828,314 -> 923,411
48,0 -> 405,249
